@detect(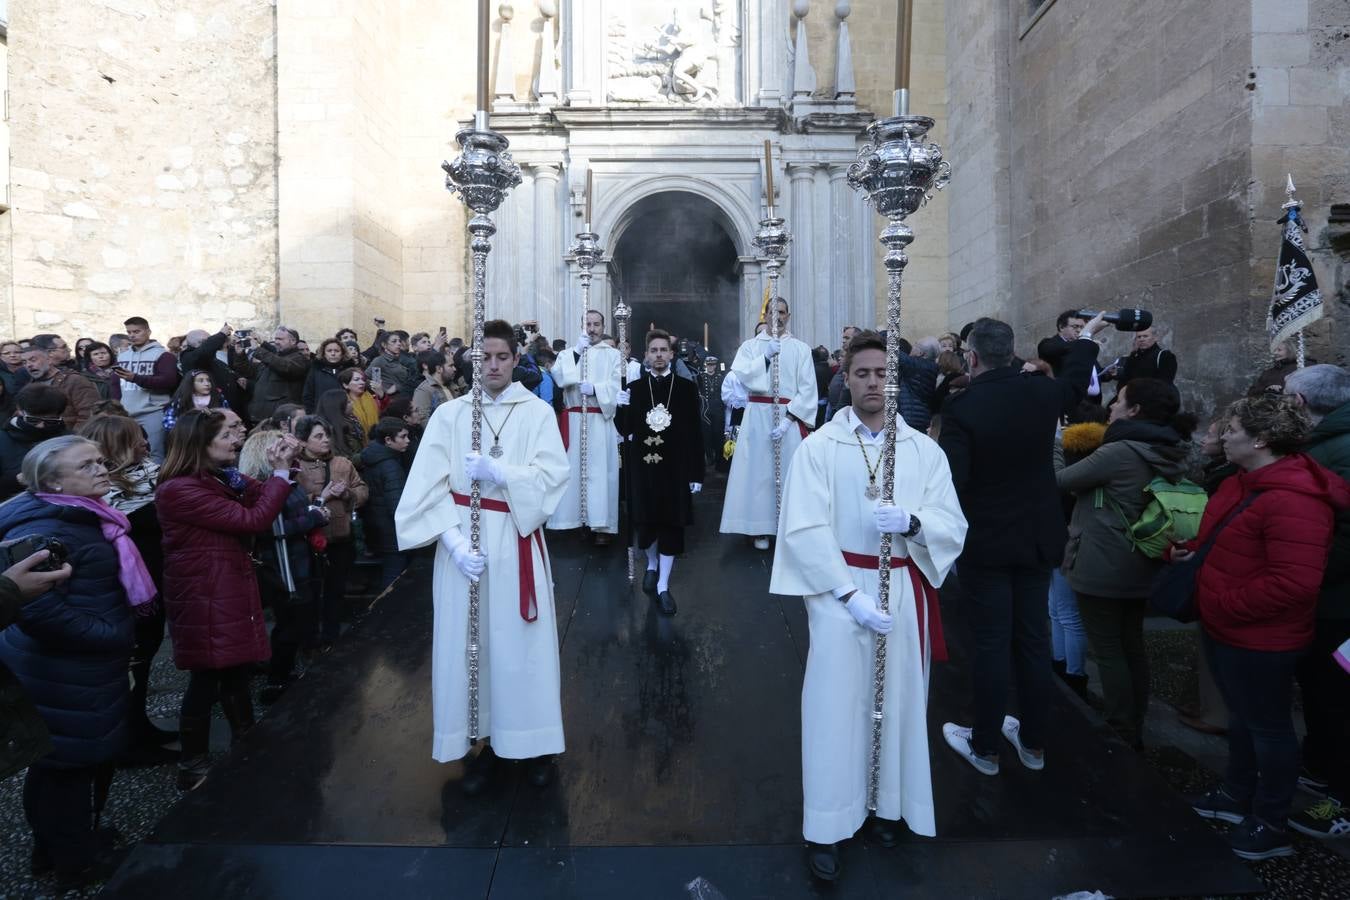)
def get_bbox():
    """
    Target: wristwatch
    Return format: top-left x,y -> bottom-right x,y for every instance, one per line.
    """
900,514 -> 921,538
